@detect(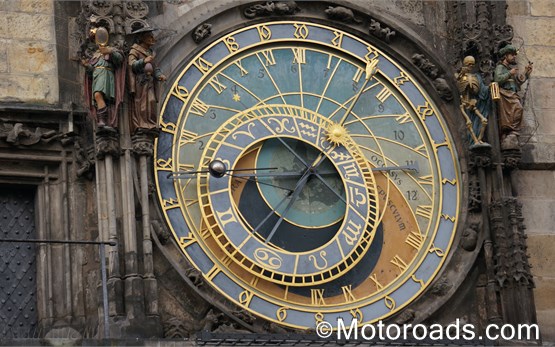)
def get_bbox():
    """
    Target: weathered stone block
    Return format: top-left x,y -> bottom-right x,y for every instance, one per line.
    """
6,12 -> 54,42
518,197 -> 555,234
524,46 -> 555,78
507,0 -> 529,16
532,79 -> 555,110
530,0 -> 555,17
522,142 -> 555,166
7,41 -> 56,74
3,74 -> 59,104
536,309 -> 555,341
534,277 -> 555,310
0,12 -> 8,39
18,0 -> 53,13
0,44 -> 7,74
510,17 -> 555,46
527,234 -> 555,278
513,170 -> 555,198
